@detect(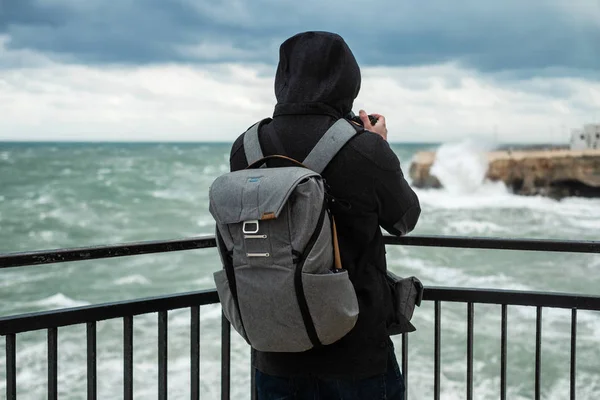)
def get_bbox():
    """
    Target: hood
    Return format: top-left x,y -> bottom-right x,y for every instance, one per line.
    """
273,31 -> 361,118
